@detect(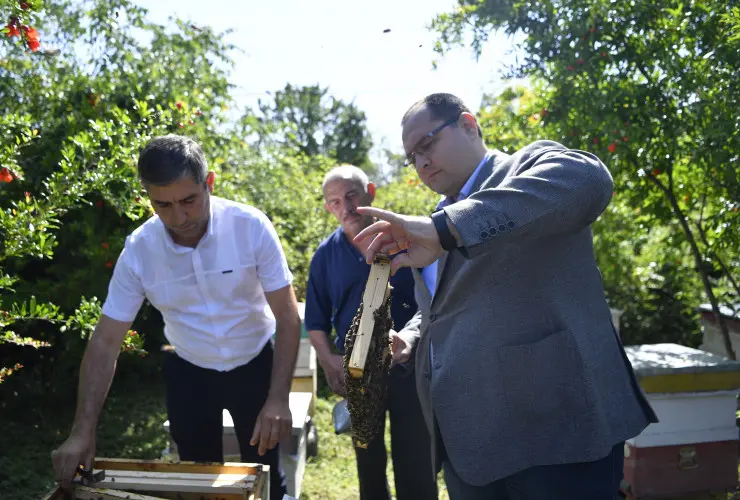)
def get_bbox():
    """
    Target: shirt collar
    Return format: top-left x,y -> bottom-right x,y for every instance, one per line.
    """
204,197 -> 215,238
336,225 -> 364,259
436,150 -> 492,210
